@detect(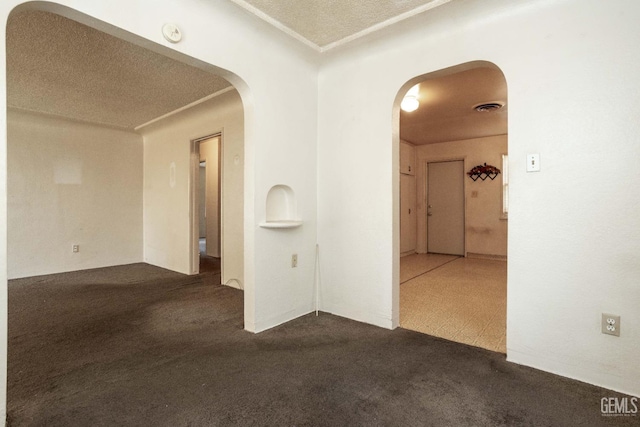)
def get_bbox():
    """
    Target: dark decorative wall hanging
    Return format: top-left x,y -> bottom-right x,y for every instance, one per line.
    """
467,163 -> 501,181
